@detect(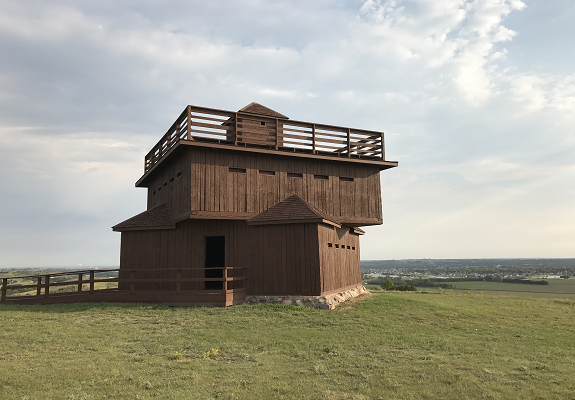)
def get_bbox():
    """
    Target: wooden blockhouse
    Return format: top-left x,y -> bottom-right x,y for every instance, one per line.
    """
112,103 -> 397,306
